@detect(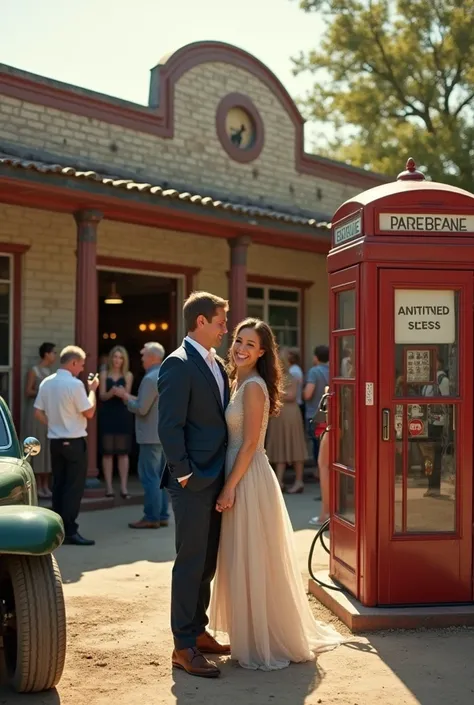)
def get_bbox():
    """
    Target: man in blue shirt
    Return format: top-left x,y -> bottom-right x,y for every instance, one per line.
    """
303,344 -> 329,468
